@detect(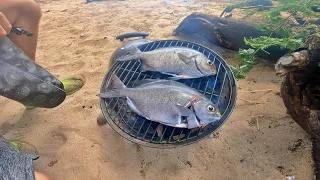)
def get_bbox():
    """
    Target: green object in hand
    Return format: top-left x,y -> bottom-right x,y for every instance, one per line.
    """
10,141 -> 22,150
